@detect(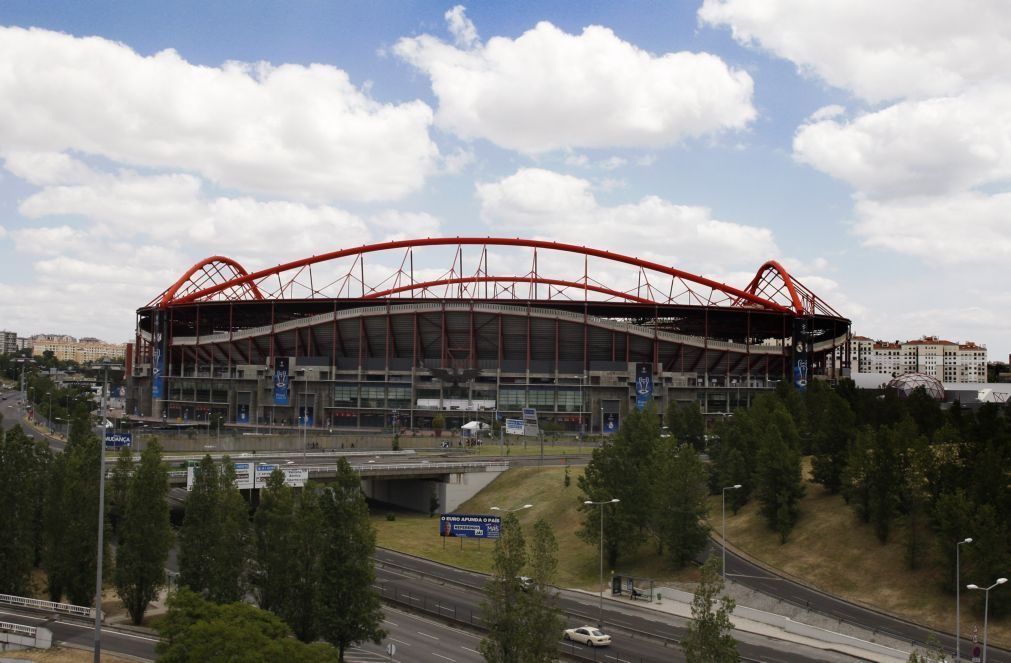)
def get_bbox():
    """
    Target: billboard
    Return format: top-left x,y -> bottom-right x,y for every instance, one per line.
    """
439,514 -> 502,539
634,363 -> 653,410
255,463 -> 307,488
505,418 -> 525,435
273,357 -> 290,405
603,411 -> 619,434
237,403 -> 249,424
104,432 -> 132,448
522,407 -> 539,436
